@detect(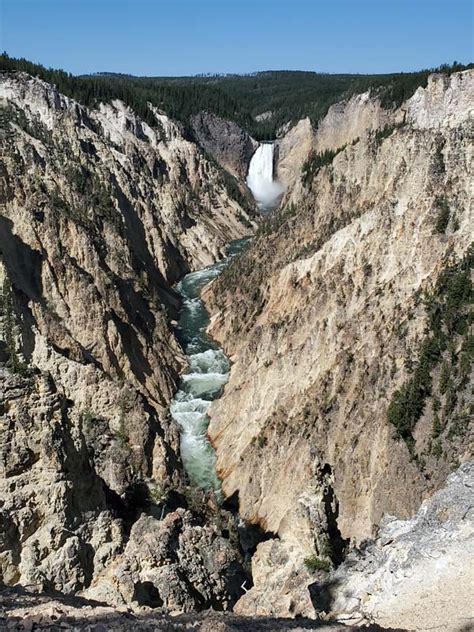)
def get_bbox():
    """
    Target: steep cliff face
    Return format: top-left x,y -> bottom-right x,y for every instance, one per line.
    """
0,365 -> 248,610
0,367 -> 122,591
190,111 -> 258,180
0,71 -> 254,607
205,71 -> 473,617
275,91 -> 396,201
275,117 -> 315,193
